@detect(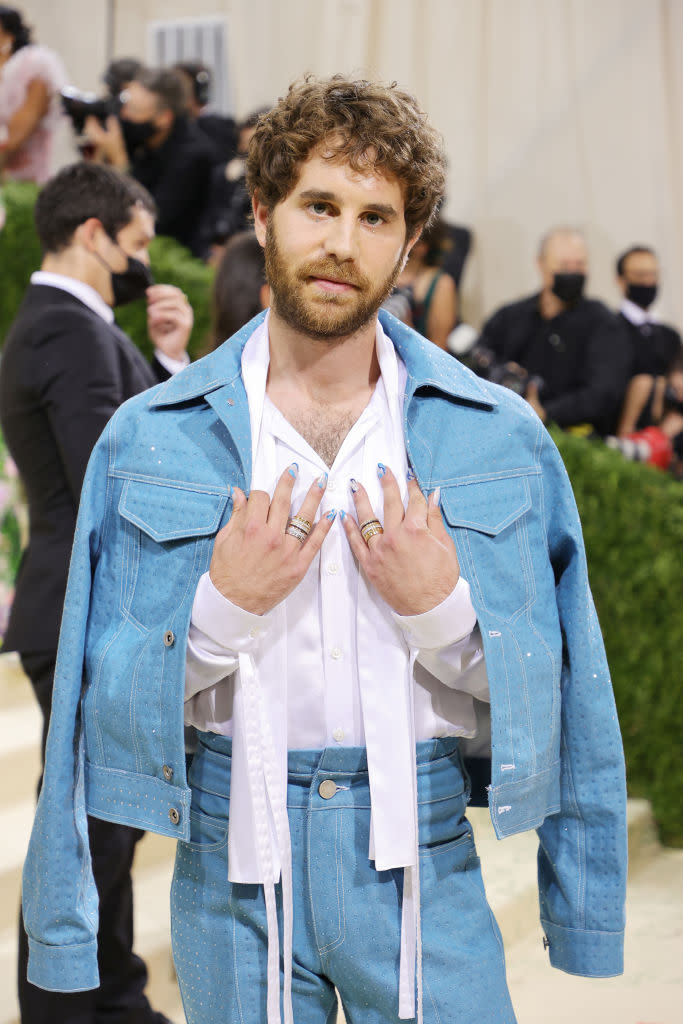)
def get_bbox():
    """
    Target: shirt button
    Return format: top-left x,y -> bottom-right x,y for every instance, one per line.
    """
248,628 -> 260,639
330,647 -> 343,660
333,727 -> 345,743
163,629 -> 175,648
163,764 -> 173,781
327,479 -> 337,492
168,807 -> 181,825
318,780 -> 337,800
327,561 -> 339,575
